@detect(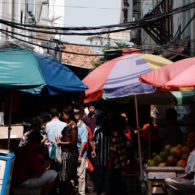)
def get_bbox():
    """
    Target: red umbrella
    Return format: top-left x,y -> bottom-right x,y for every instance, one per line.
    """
139,57 -> 195,91
83,54 -> 172,103
83,54 -> 172,181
